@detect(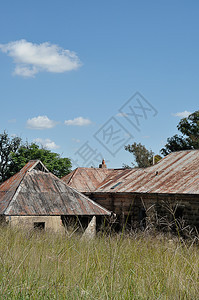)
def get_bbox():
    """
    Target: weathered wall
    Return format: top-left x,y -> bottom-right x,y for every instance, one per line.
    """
5,216 -> 65,233
0,215 -> 6,225
87,192 -> 199,230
